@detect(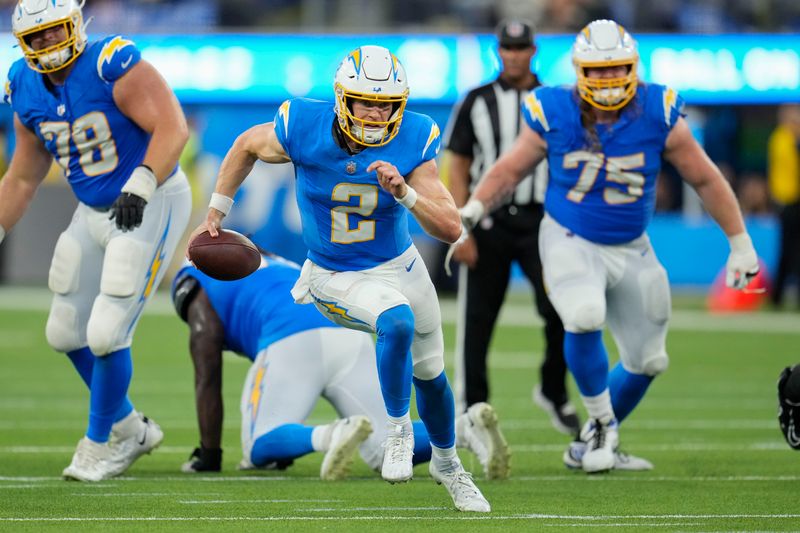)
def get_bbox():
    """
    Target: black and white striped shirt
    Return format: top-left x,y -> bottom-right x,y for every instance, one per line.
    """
444,76 -> 547,209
